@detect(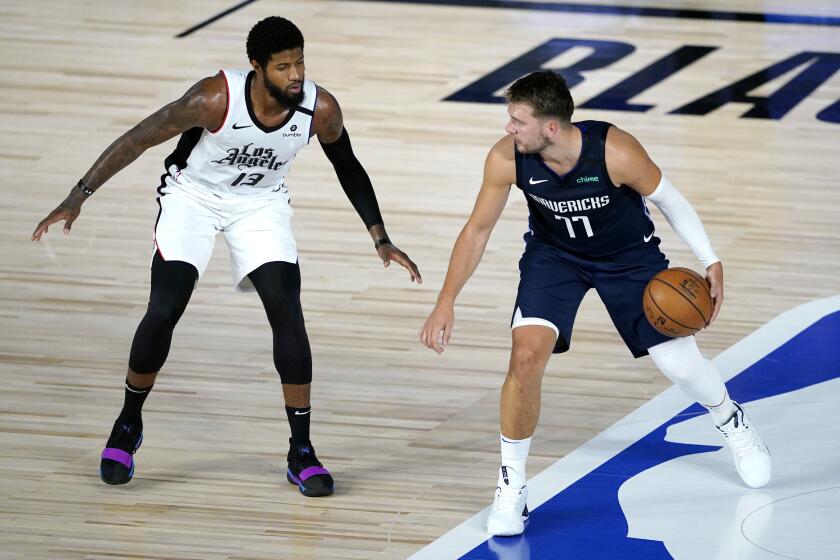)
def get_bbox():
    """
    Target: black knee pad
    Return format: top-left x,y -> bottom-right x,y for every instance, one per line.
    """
262,294 -> 294,330
274,341 -> 313,385
128,253 -> 197,374
128,354 -> 165,375
248,261 -> 312,385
